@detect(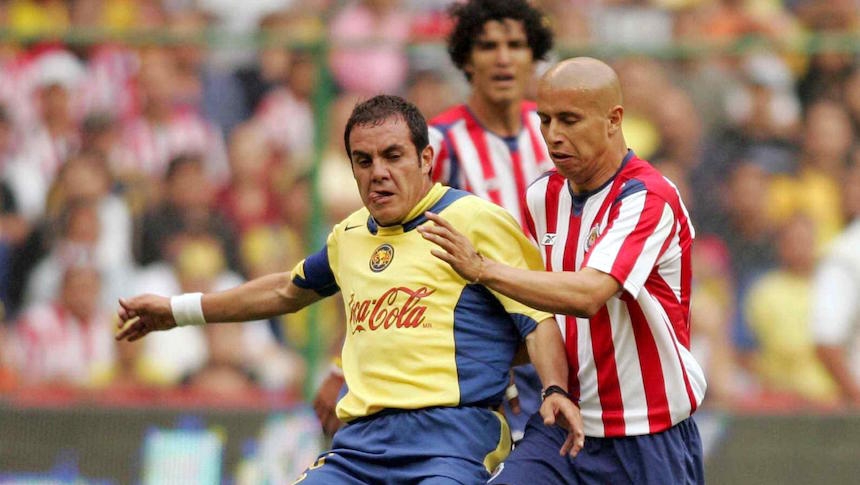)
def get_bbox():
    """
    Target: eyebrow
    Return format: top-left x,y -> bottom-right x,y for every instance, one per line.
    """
351,143 -> 406,159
